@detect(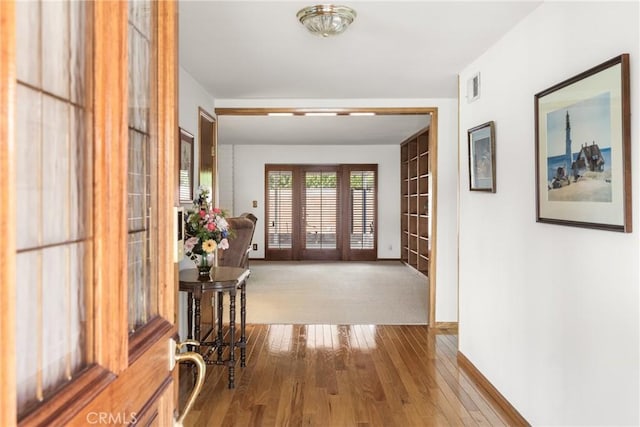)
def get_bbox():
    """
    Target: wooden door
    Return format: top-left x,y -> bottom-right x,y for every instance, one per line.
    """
1,1 -> 186,426
265,164 -> 377,261
299,166 -> 342,260
341,165 -> 378,261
